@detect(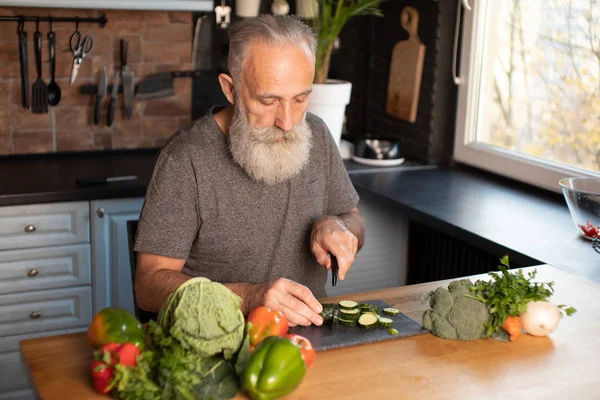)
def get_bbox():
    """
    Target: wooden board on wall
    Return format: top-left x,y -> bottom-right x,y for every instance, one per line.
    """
386,6 -> 426,123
